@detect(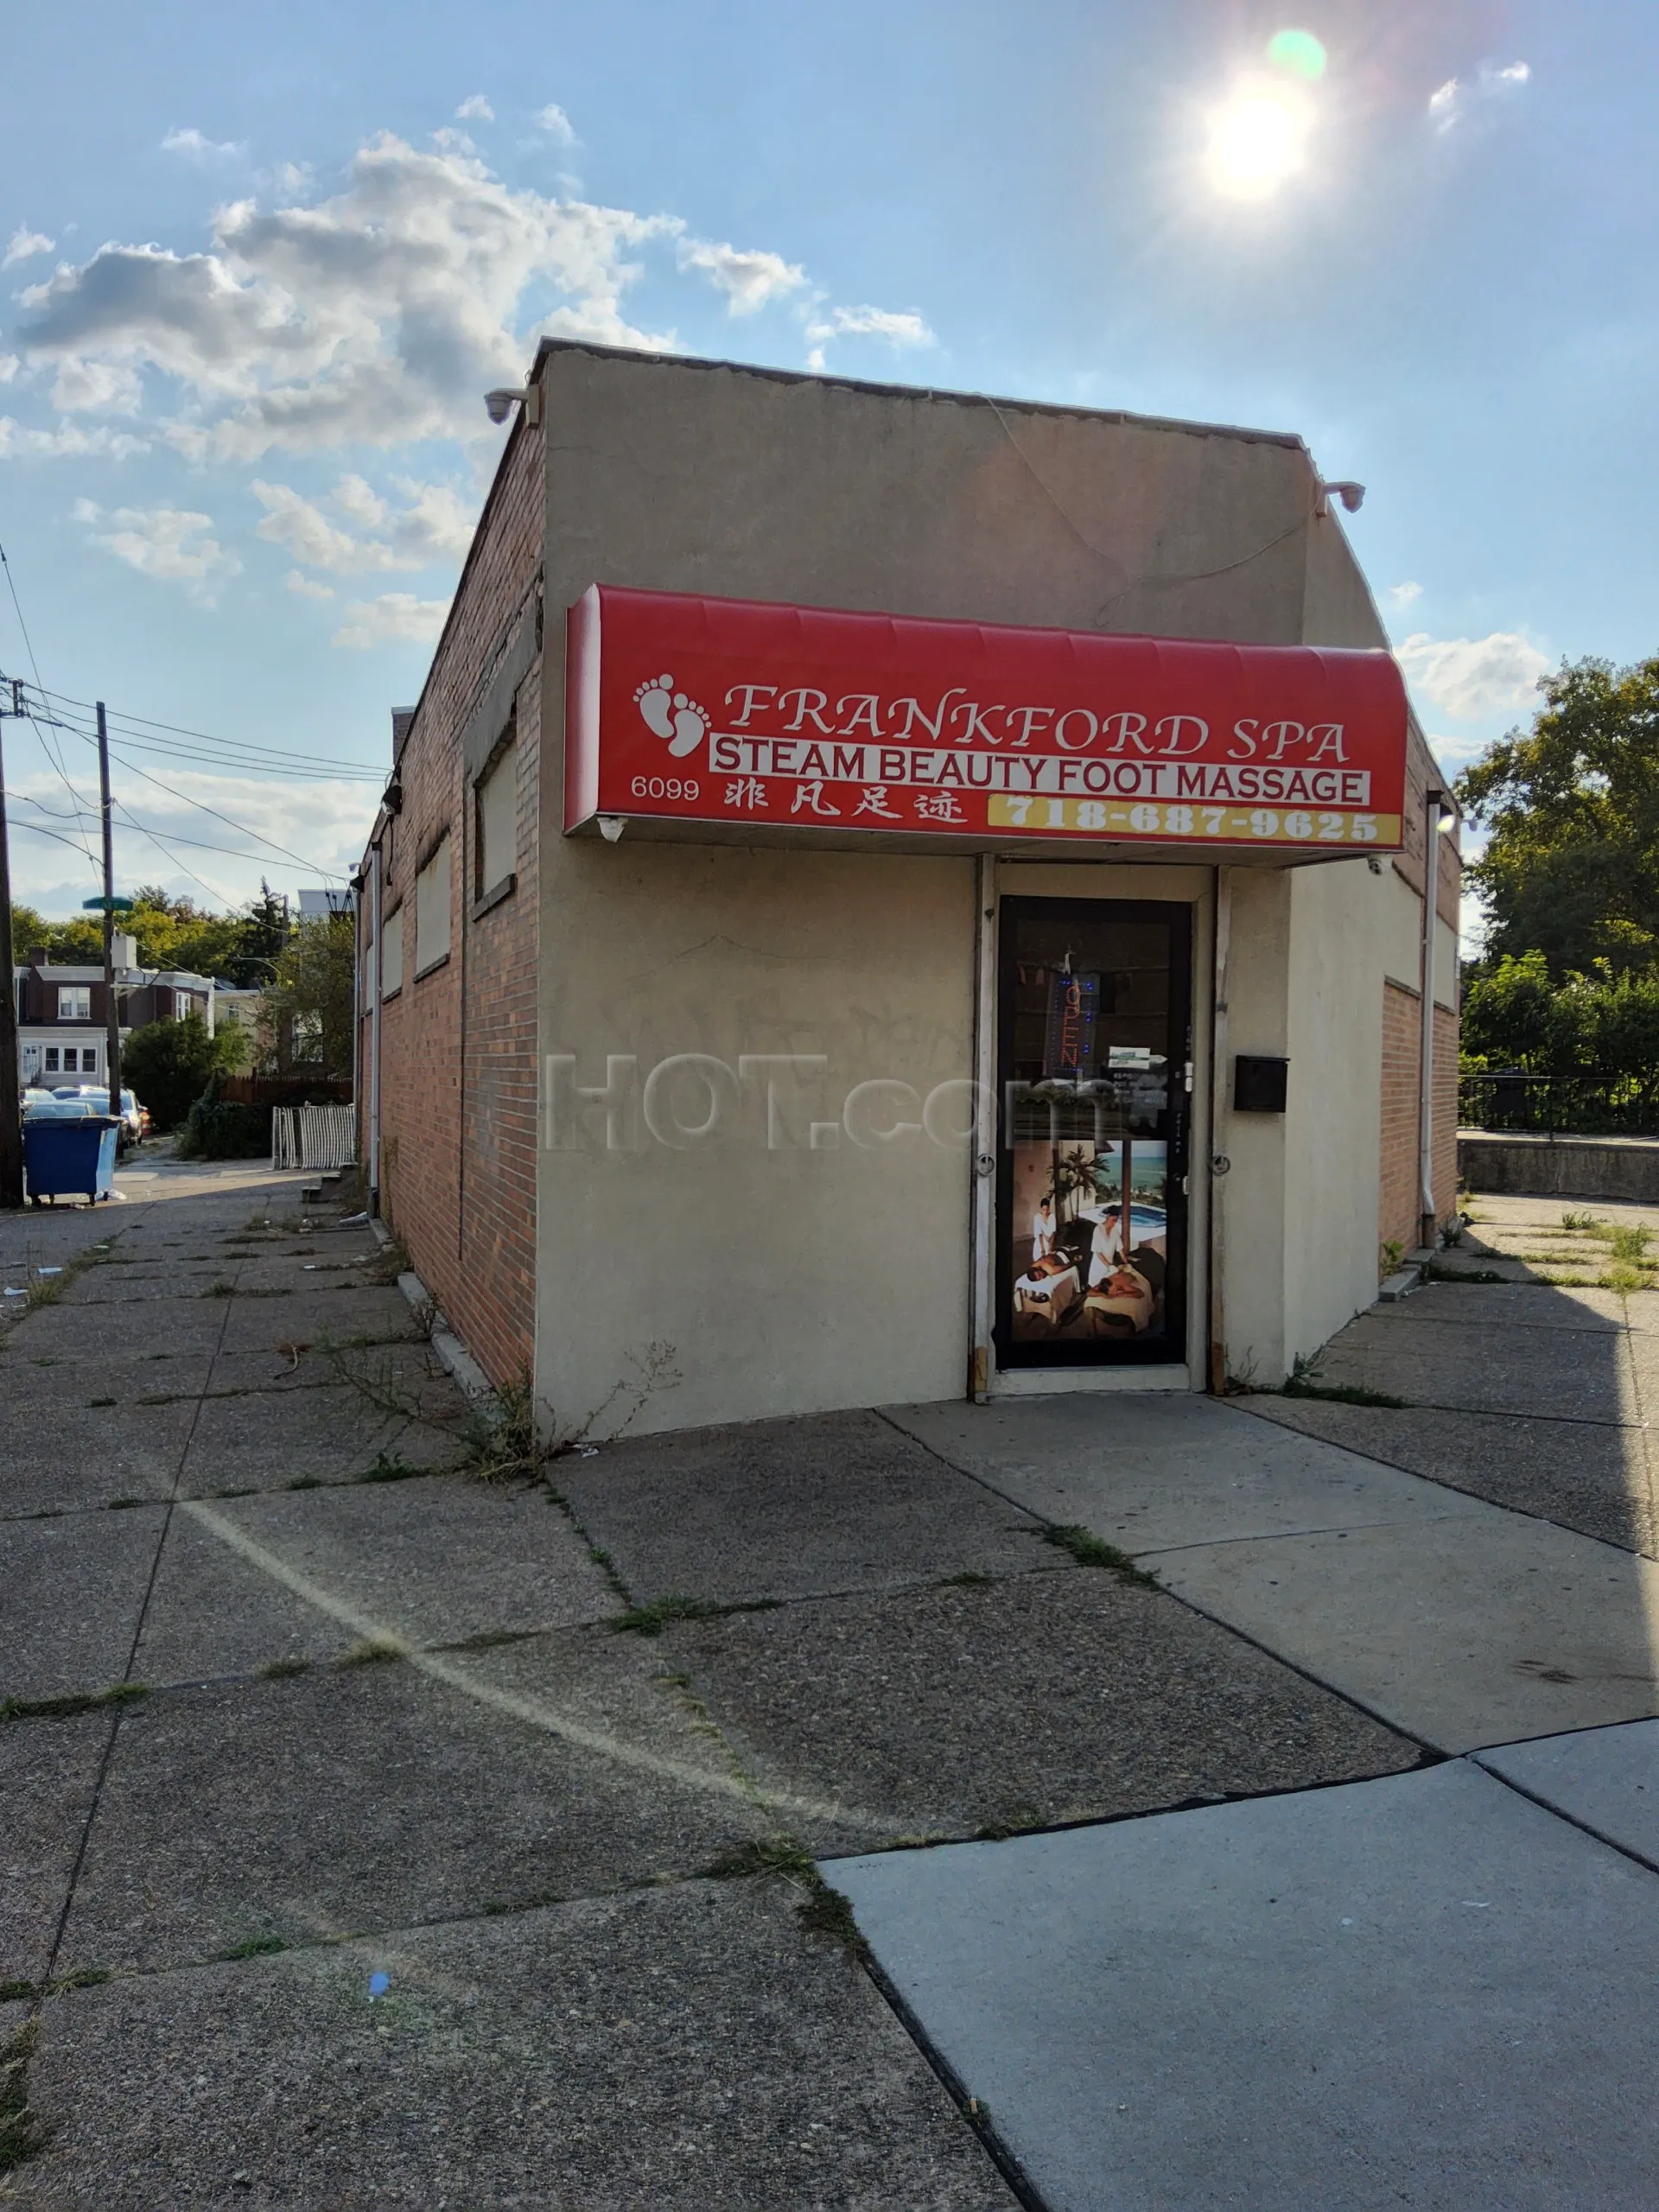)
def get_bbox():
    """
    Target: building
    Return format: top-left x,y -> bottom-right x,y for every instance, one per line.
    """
358,341 -> 1459,1439
15,936 -> 219,1090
